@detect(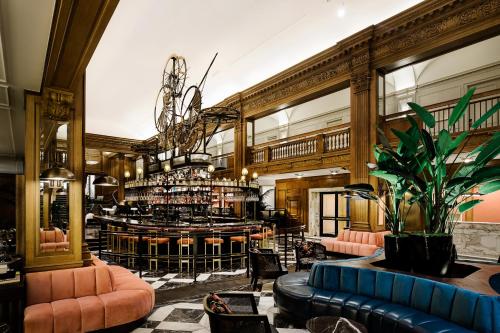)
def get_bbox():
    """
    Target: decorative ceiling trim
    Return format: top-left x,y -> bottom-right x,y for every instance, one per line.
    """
212,0 -> 500,120
85,133 -> 142,155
